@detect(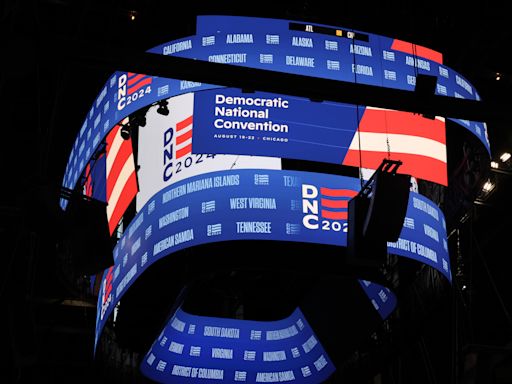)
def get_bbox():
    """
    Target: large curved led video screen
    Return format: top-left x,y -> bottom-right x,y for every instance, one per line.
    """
140,307 -> 335,383
95,168 -> 449,350
61,16 -> 490,209
59,16 -> 479,382
150,15 -> 489,152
